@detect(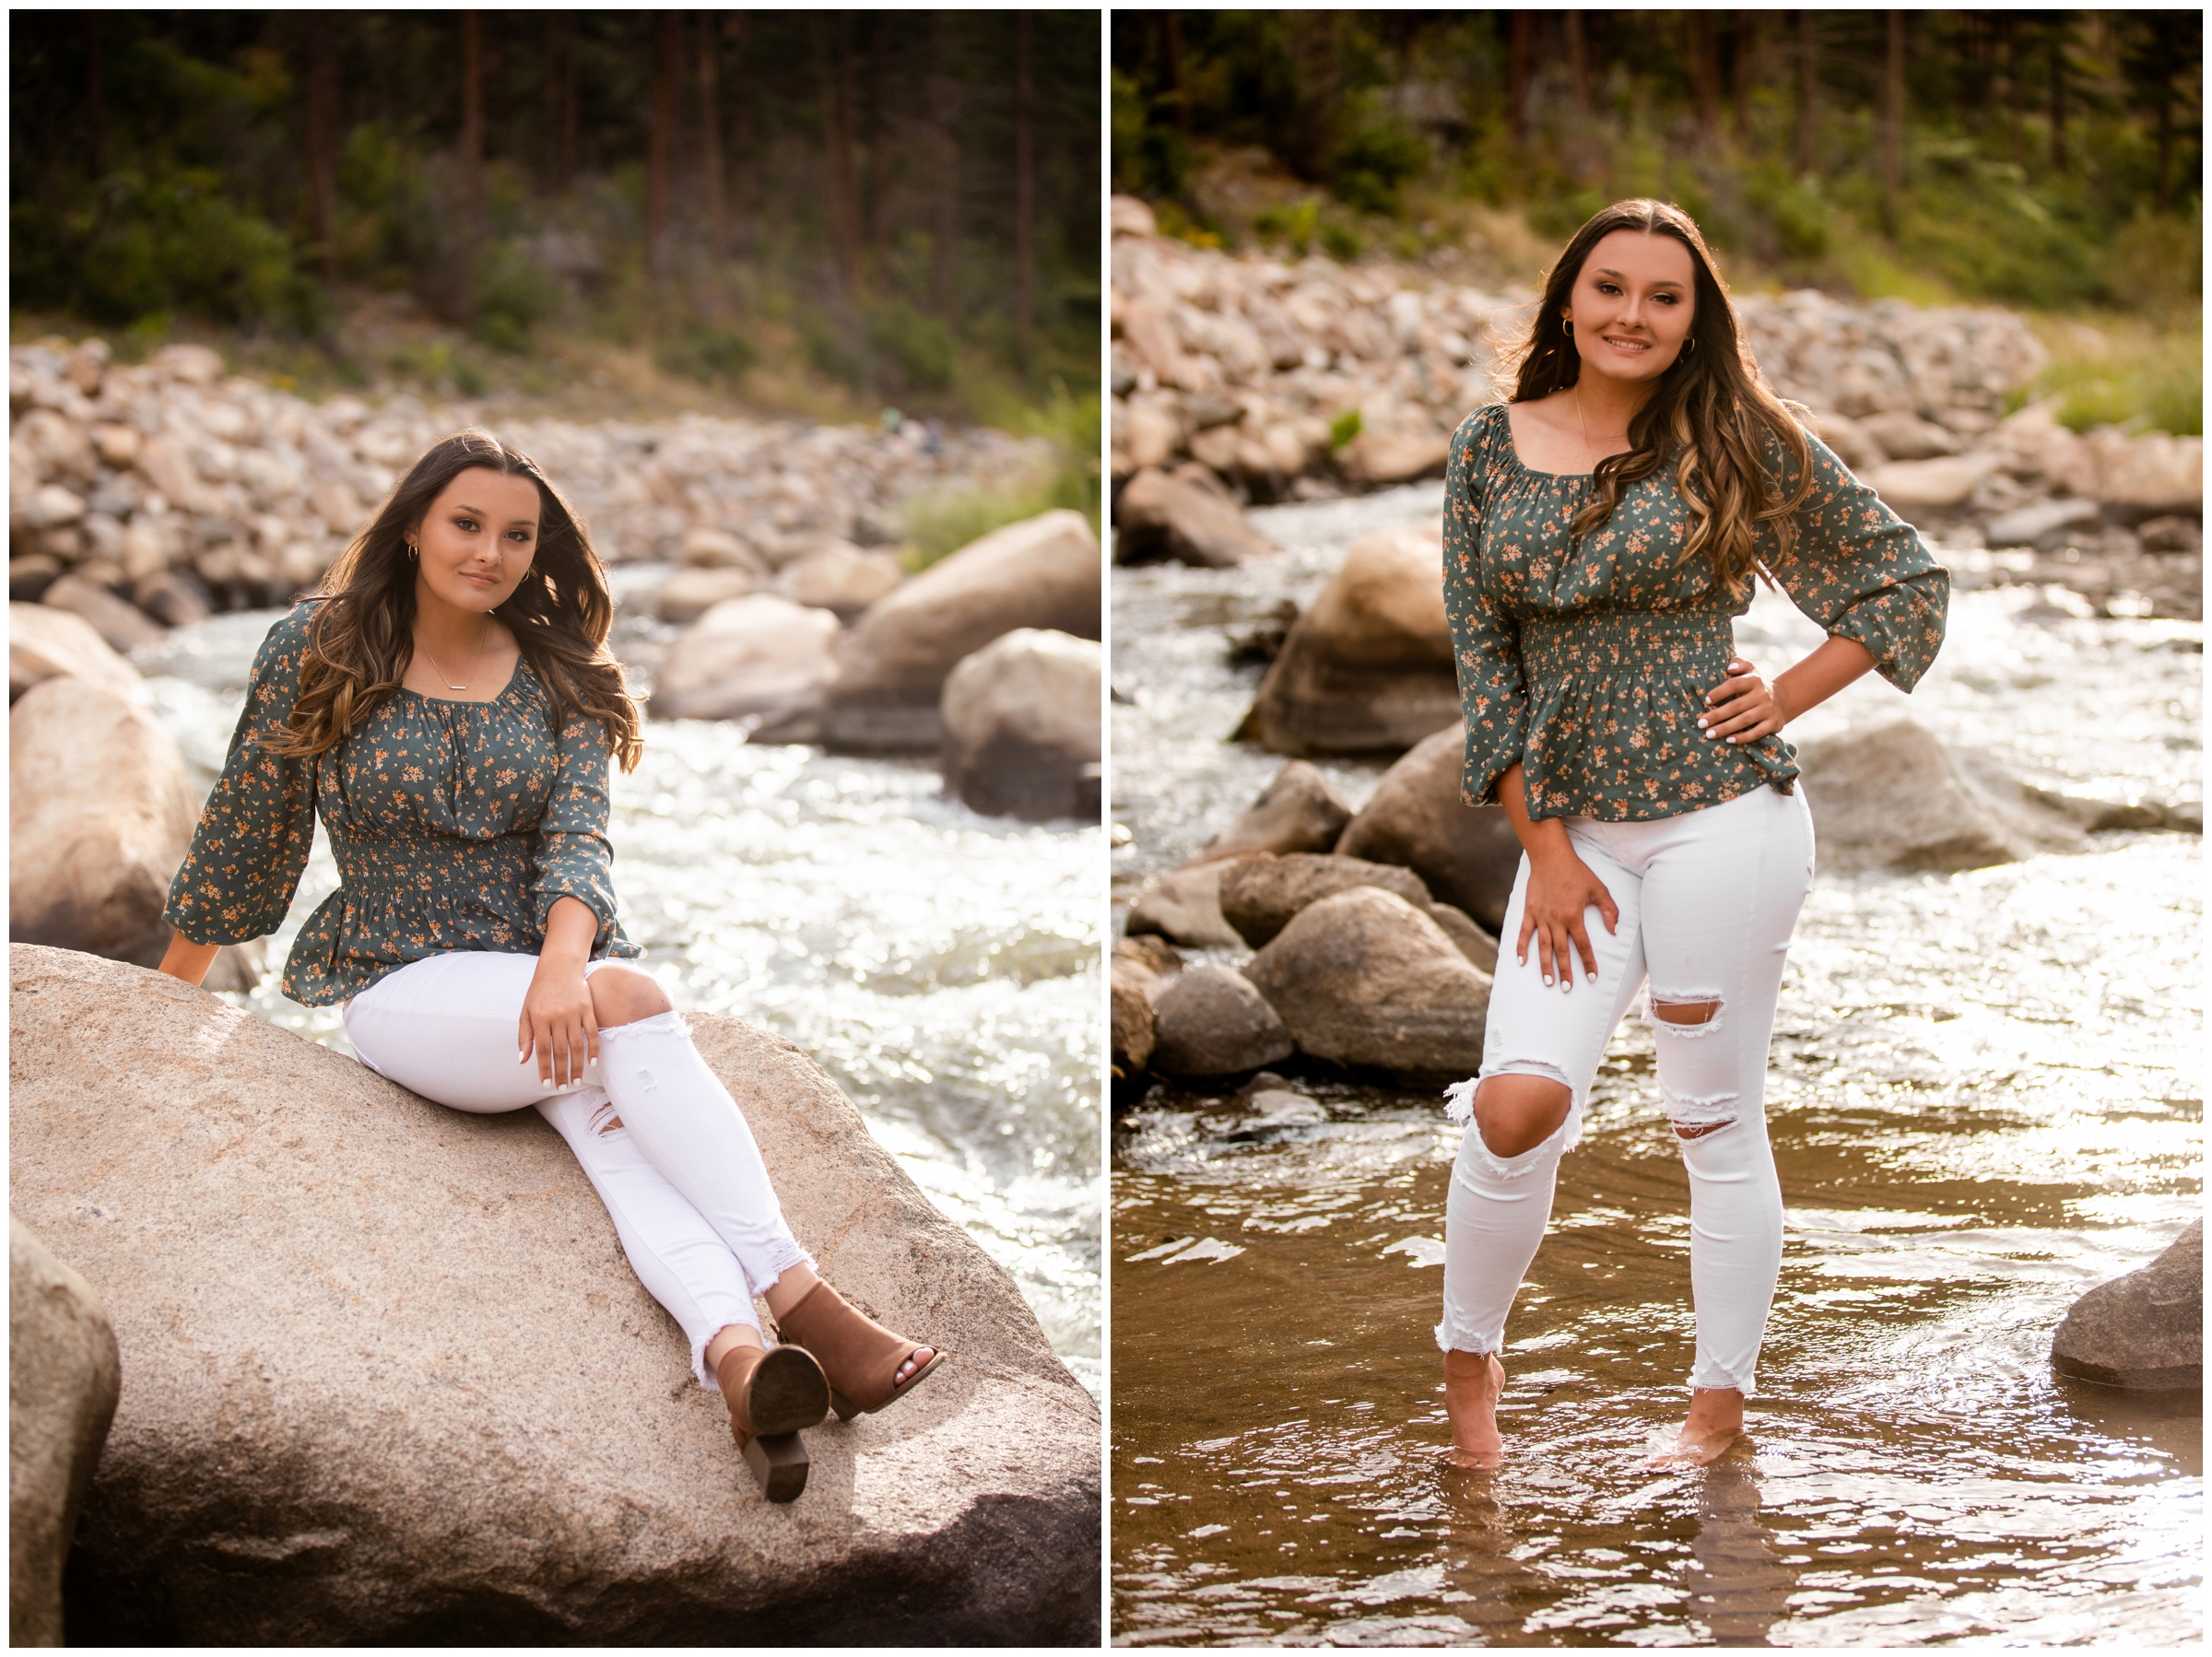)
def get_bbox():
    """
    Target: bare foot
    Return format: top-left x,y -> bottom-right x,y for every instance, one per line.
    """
1646,1386 -> 1745,1468
894,1347 -> 935,1387
1443,1349 -> 1507,1468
